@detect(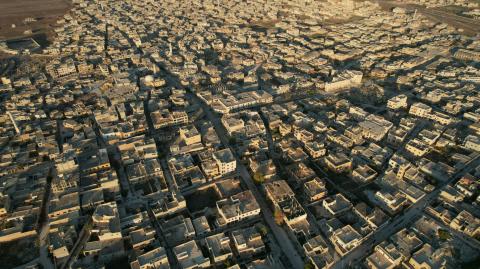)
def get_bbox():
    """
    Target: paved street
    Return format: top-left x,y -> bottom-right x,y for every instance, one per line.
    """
2,0 -> 480,268
61,217 -> 93,269
332,153 -> 480,268
192,93 -> 305,269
